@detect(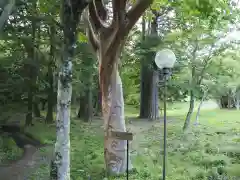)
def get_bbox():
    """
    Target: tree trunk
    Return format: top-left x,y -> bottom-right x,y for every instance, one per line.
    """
195,91 -> 207,125
94,86 -> 102,117
77,94 -> 92,121
149,70 -> 160,120
83,87 -> 93,122
46,25 -> 55,124
33,101 -> 41,117
236,92 -> 240,110
101,64 -> 132,174
50,0 -> 88,178
87,0 -> 153,174
25,89 -> 33,126
139,64 -> 151,118
46,62 -> 54,123
51,63 -> 72,179
41,98 -> 47,110
25,1 -> 37,126
139,14 -> 150,119
77,96 -> 85,118
148,13 -> 159,120
183,90 -> 195,131
228,91 -> 231,109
